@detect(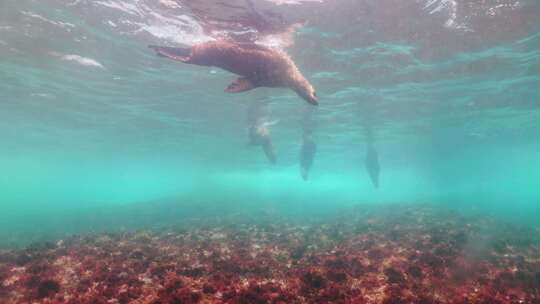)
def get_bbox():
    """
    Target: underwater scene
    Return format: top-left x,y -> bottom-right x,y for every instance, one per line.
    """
1,0 -> 540,303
